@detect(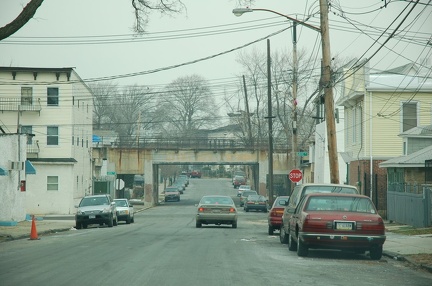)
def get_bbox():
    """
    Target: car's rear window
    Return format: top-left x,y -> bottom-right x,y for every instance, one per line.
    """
242,191 -> 257,197
305,196 -> 376,213
304,186 -> 358,195
80,197 -> 108,206
200,197 -> 234,205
